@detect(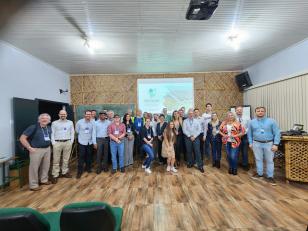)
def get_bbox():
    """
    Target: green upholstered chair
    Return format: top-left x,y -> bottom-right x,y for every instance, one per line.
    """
60,201 -> 123,231
0,207 -> 50,231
